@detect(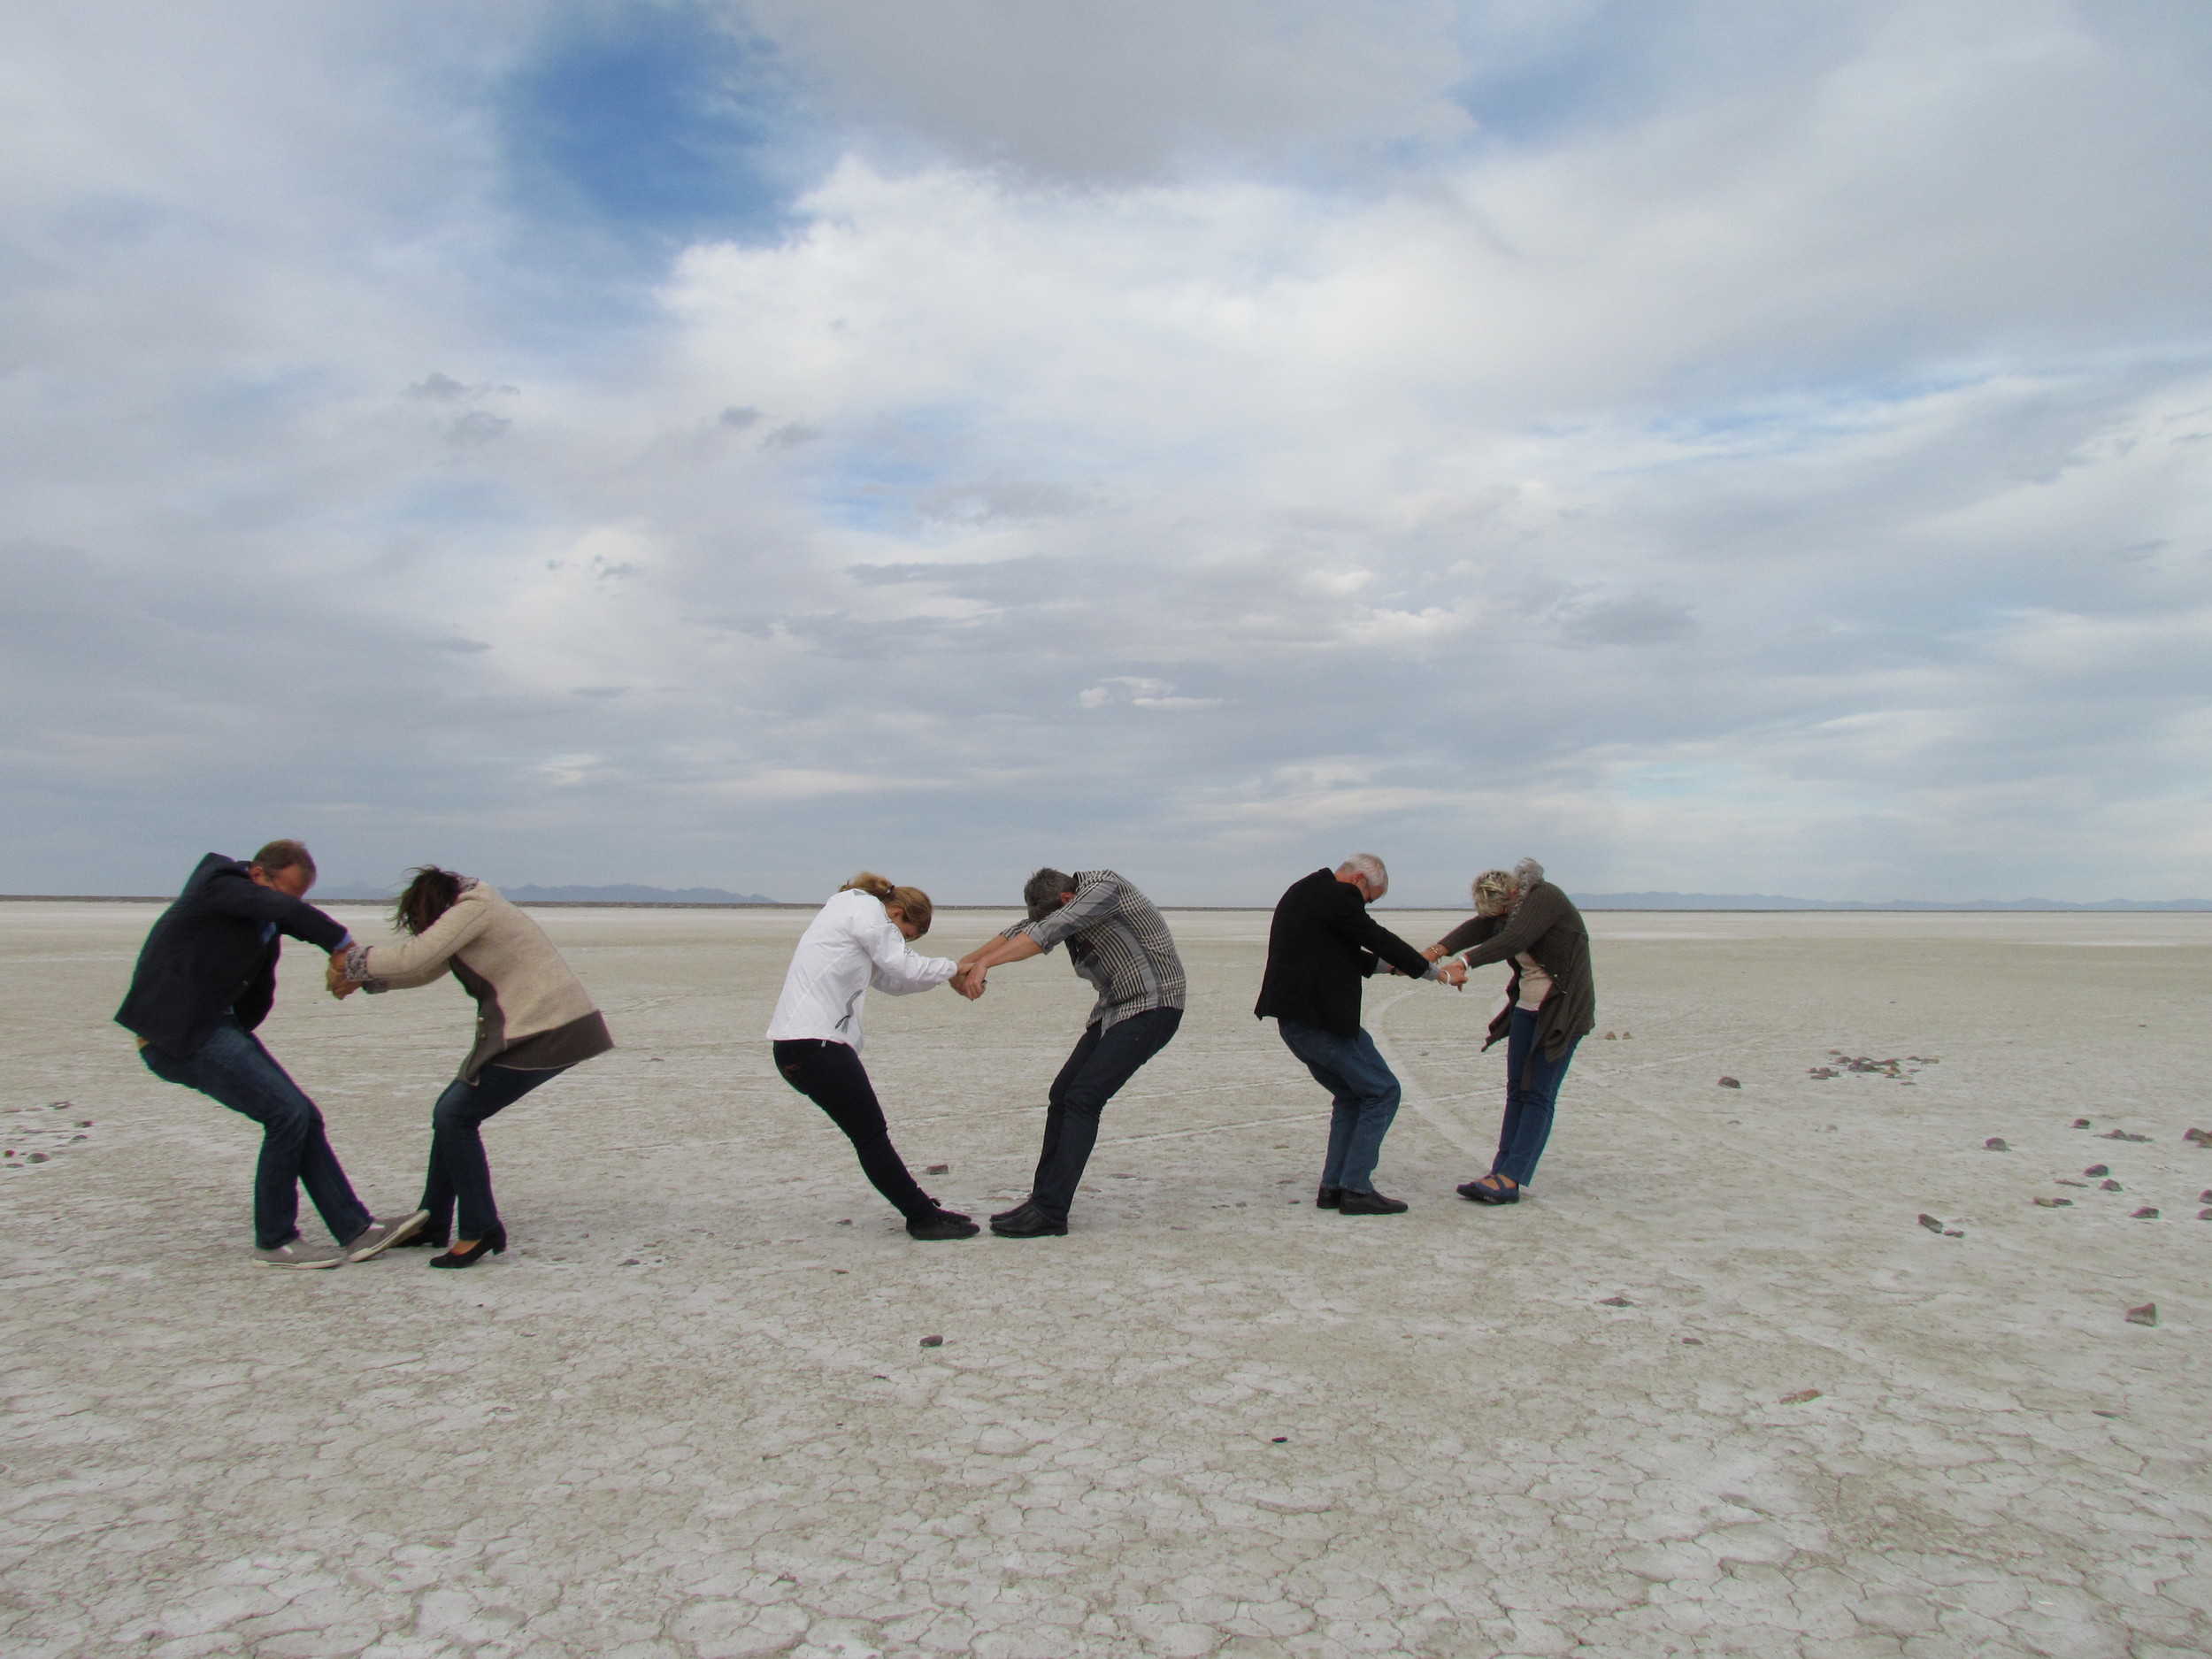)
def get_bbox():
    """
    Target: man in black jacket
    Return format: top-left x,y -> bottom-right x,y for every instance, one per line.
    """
117,841 -> 422,1268
1255,855 -> 1464,1213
